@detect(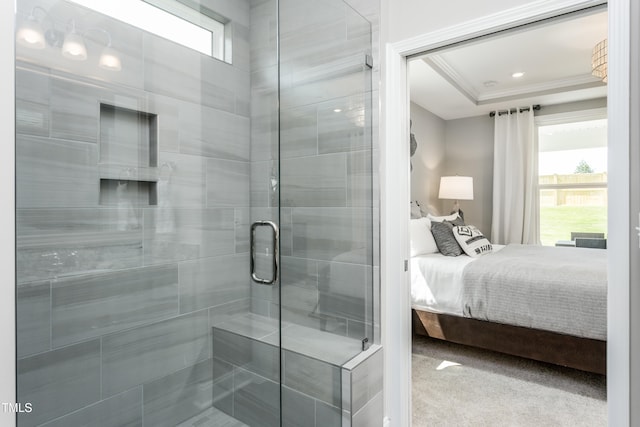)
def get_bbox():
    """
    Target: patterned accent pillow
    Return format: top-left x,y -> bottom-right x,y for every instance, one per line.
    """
452,225 -> 493,257
430,221 -> 463,256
